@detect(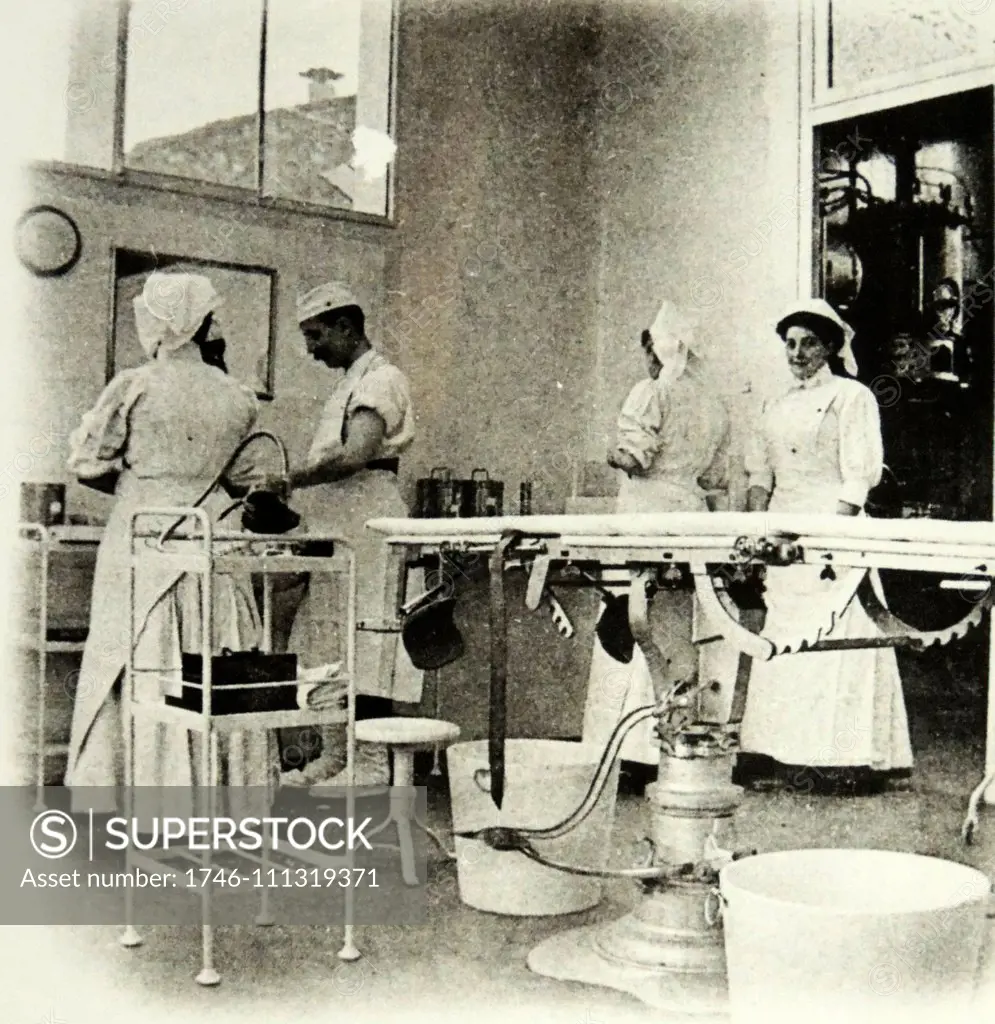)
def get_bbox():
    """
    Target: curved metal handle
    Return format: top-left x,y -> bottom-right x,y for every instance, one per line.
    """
703,886 -> 726,928
471,469 -> 490,480
158,430 -> 289,546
